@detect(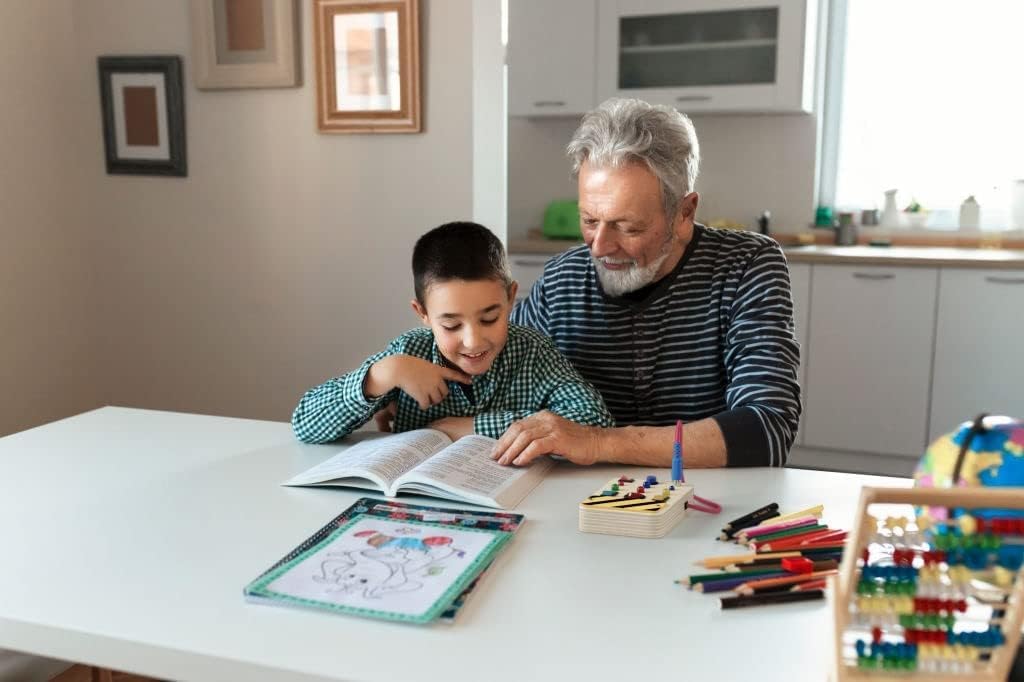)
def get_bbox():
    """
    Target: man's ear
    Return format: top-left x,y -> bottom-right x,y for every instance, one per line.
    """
680,191 -> 699,222
507,281 -> 519,304
411,299 -> 429,325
